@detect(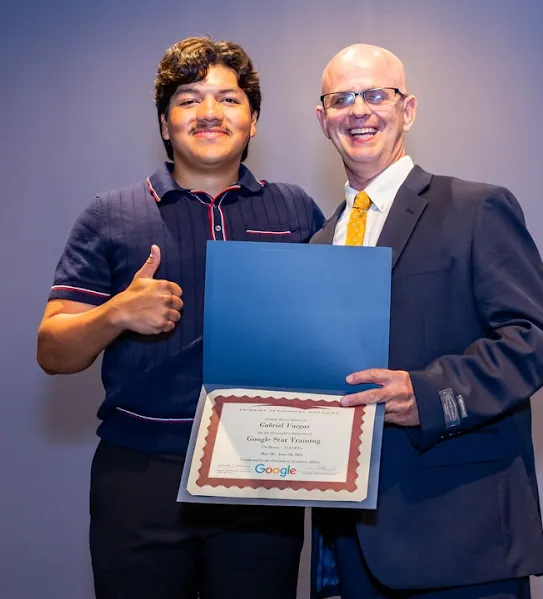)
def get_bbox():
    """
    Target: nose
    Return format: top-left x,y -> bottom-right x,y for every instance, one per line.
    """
197,95 -> 223,122
348,94 -> 371,118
